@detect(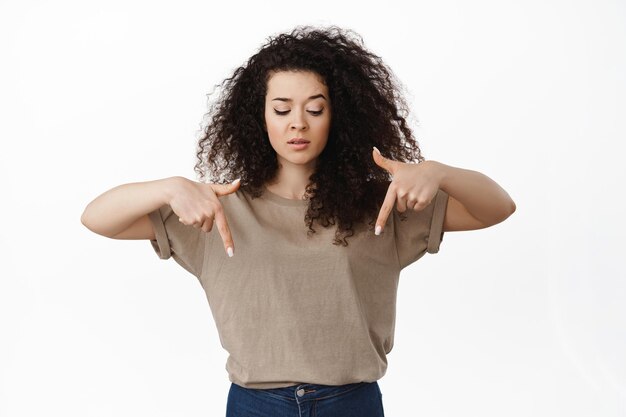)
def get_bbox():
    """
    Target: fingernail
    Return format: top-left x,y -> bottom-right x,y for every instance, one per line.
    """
373,146 -> 381,155
227,246 -> 234,257
375,225 -> 382,235
232,178 -> 241,185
